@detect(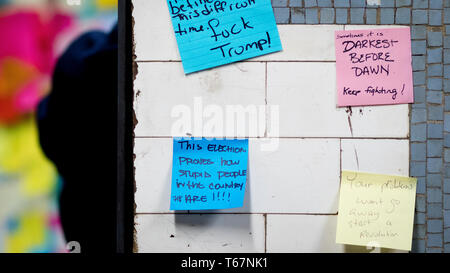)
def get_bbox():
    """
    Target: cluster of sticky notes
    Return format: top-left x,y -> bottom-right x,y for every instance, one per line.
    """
167,0 -> 282,74
170,138 -> 248,210
163,1 -> 417,251
335,27 -> 413,107
336,170 -> 417,251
